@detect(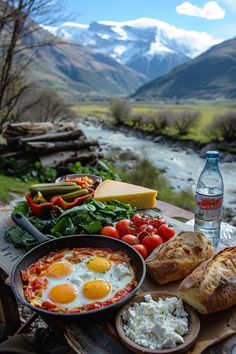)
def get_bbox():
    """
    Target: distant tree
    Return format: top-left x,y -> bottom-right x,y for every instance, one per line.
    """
109,98 -> 132,125
170,110 -> 201,135
0,0 -> 71,131
207,111 -> 236,143
130,113 -> 143,129
13,88 -> 76,122
153,110 -> 172,131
